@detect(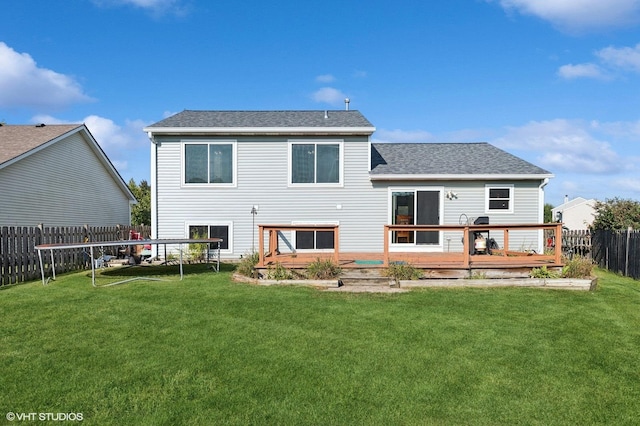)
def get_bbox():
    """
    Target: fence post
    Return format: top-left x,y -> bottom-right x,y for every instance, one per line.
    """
626,226 -> 632,278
